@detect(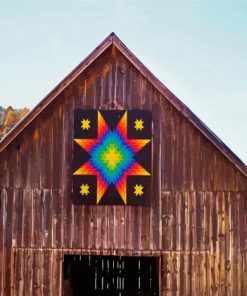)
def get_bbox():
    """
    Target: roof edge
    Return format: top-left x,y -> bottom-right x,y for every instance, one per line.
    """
0,32 -> 246,178
111,34 -> 247,178
0,33 -> 114,152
